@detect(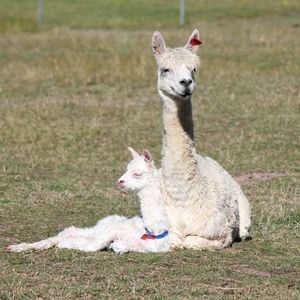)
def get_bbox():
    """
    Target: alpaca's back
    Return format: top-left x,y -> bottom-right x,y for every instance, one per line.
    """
199,155 -> 251,240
